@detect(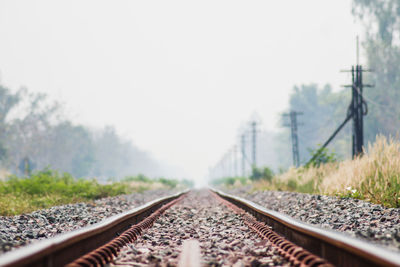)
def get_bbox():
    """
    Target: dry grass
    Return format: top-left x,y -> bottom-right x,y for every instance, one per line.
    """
255,136 -> 400,207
